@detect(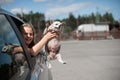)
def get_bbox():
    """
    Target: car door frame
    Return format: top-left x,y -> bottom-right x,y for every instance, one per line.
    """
6,14 -> 34,69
